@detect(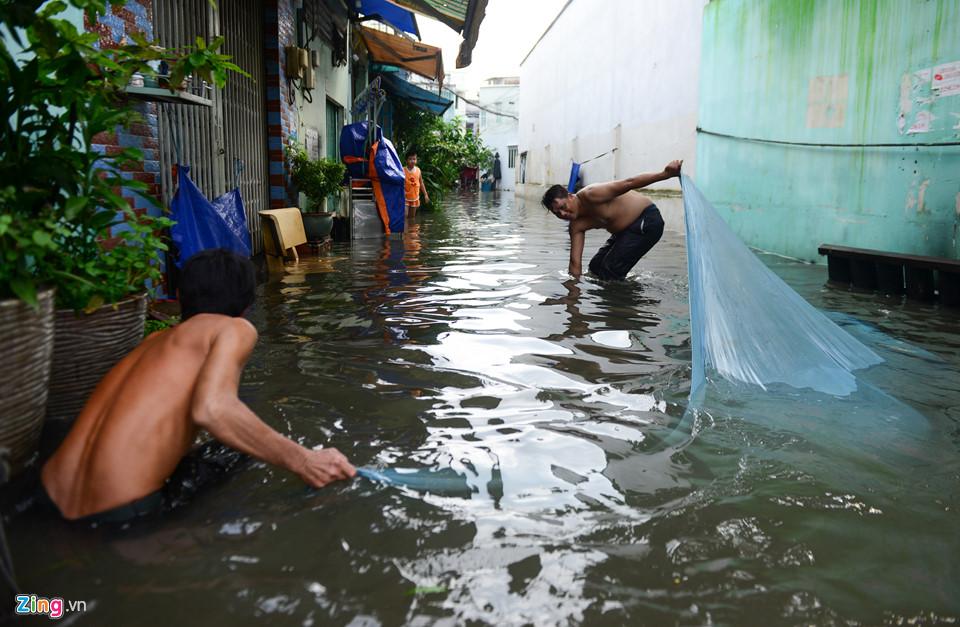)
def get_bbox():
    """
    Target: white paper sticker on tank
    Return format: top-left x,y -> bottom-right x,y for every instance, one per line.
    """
932,61 -> 960,98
